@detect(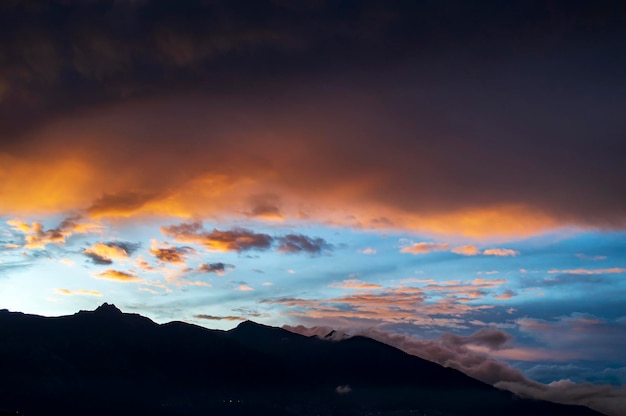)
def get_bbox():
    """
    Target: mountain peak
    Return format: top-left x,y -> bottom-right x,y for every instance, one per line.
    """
94,303 -> 122,315
236,319 -> 263,328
